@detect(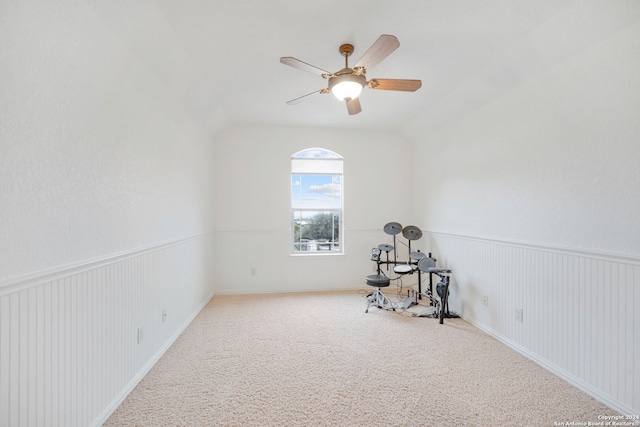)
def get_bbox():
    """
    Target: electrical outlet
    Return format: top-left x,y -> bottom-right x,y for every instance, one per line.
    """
482,295 -> 489,306
137,326 -> 144,344
515,308 -> 523,323
162,309 -> 167,323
